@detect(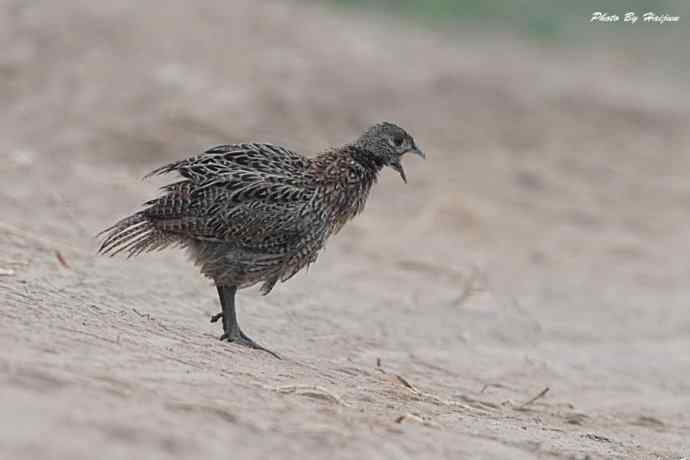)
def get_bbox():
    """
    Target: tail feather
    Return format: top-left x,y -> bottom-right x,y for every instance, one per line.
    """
98,213 -> 172,257
143,159 -> 188,179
